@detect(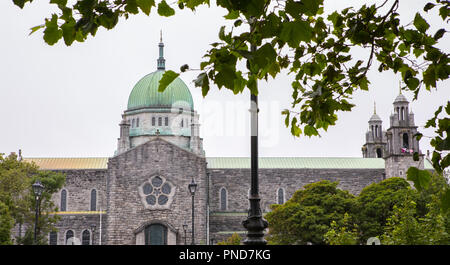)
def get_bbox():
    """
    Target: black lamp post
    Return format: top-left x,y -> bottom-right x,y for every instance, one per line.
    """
188,178 -> 197,245
242,18 -> 268,245
90,224 -> 96,245
32,180 -> 44,245
182,221 -> 188,245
